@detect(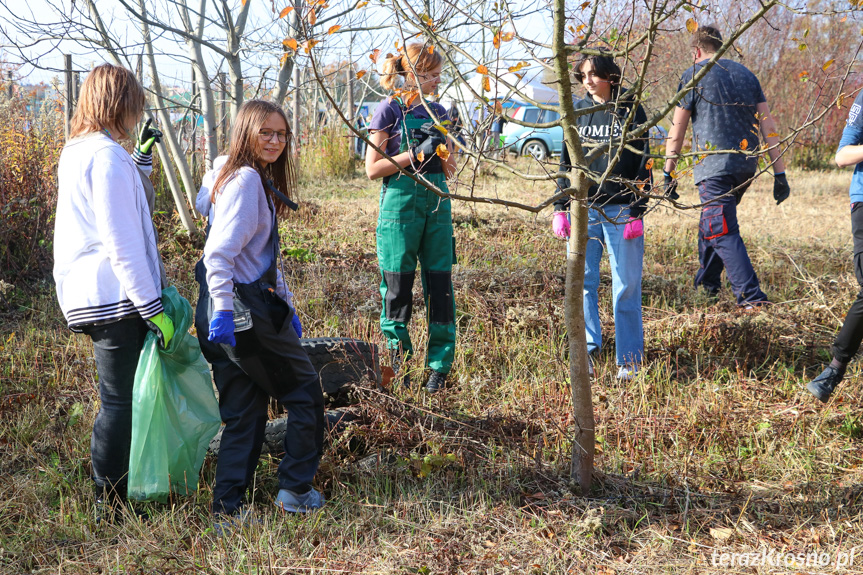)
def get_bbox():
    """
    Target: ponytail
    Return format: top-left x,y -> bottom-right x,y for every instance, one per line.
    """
378,42 -> 443,92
